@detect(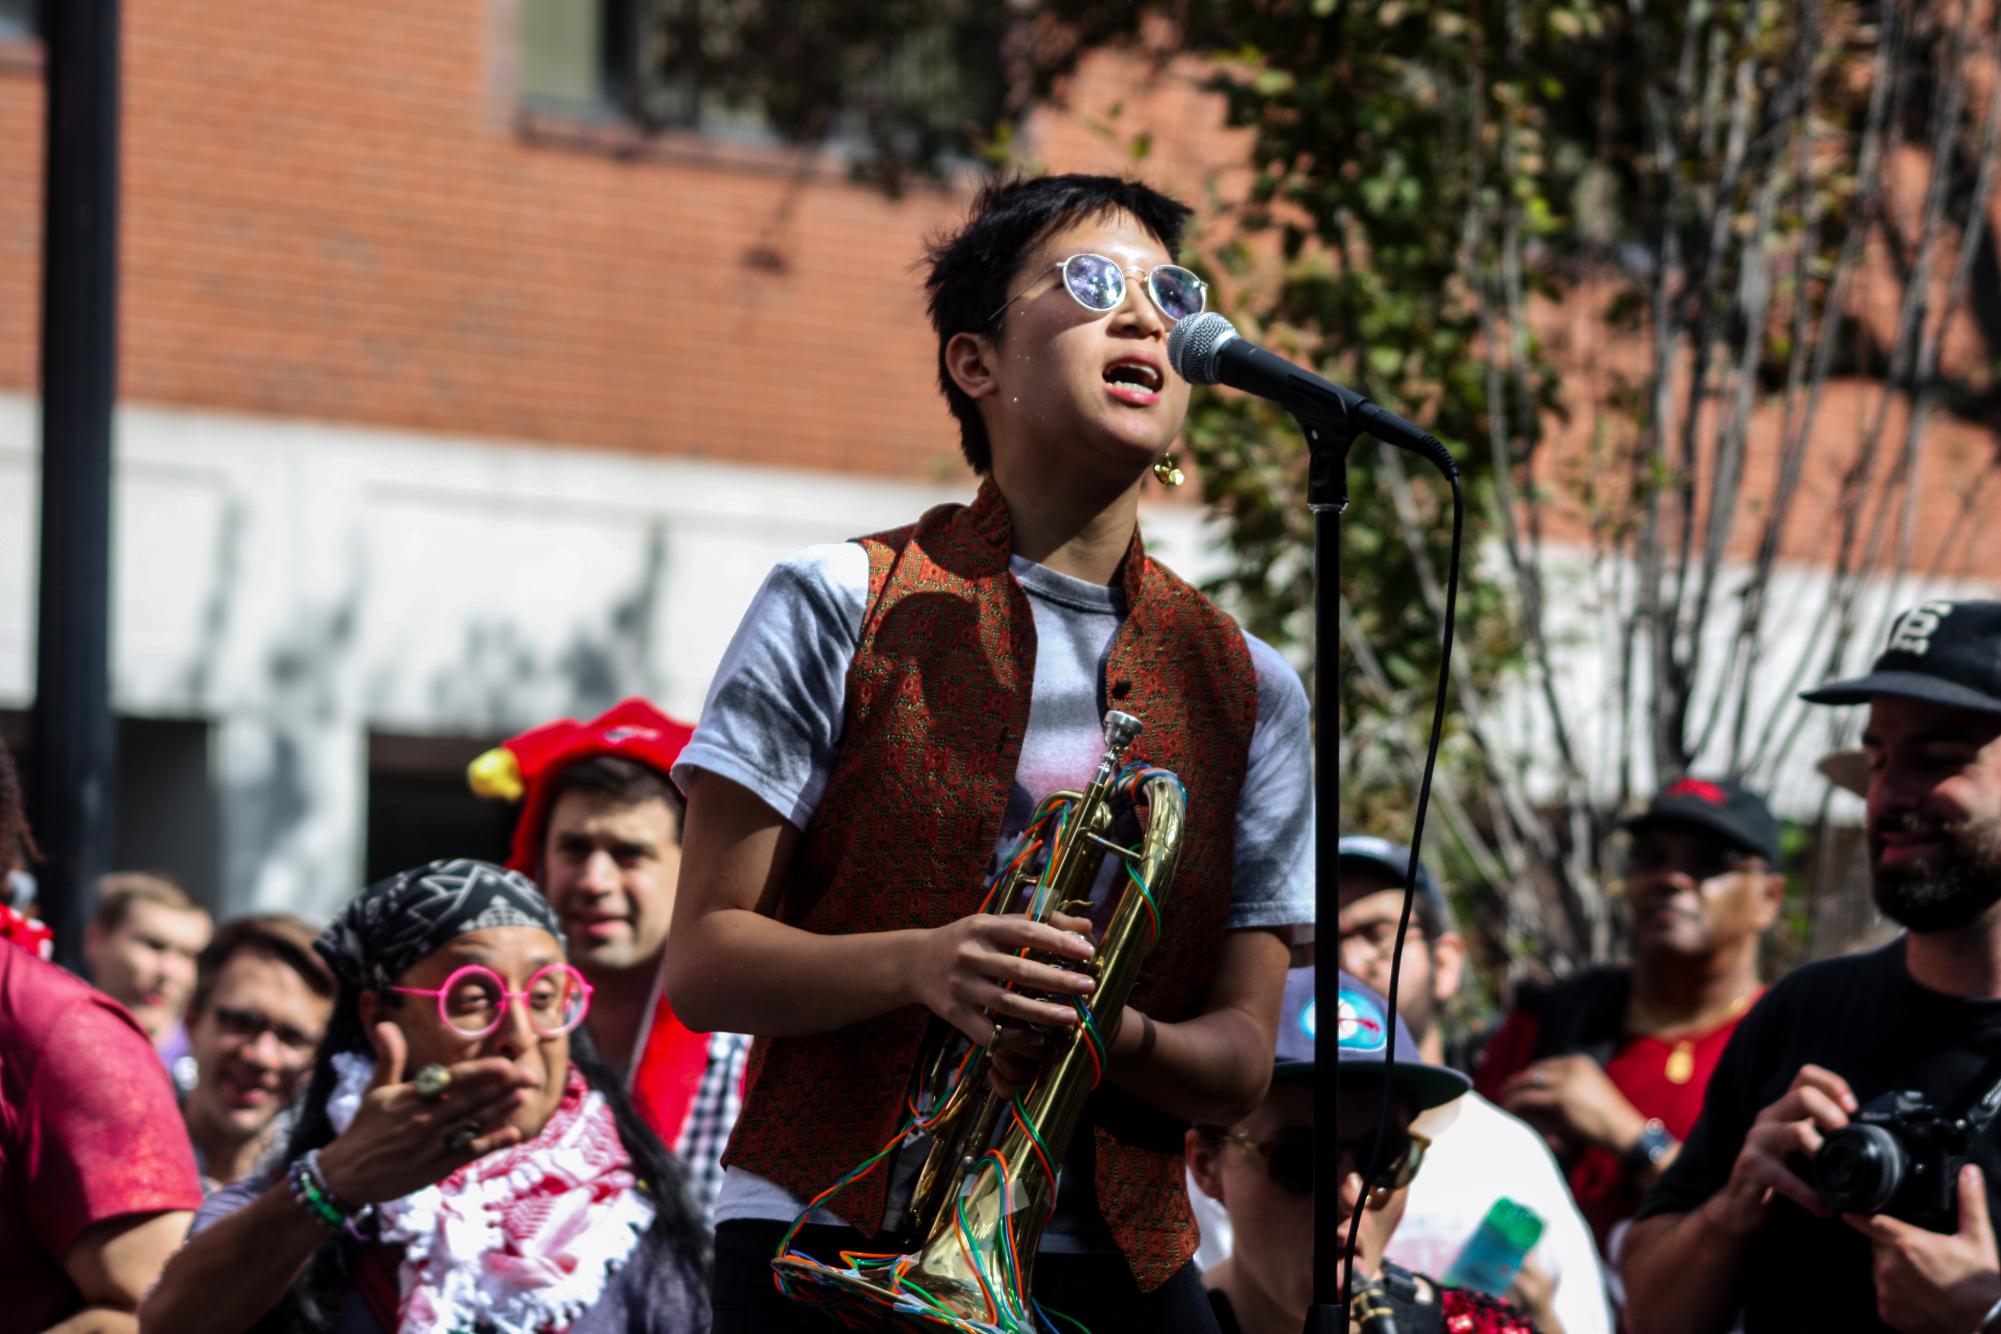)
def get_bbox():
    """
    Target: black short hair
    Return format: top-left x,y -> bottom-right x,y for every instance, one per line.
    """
923,174 -> 1195,473
545,755 -> 684,839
